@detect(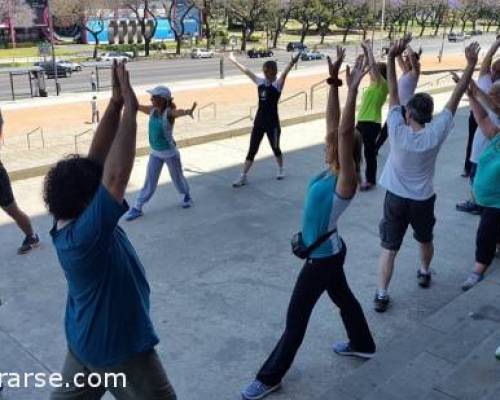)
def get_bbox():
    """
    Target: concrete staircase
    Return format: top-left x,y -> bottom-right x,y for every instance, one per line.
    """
321,263 -> 500,400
